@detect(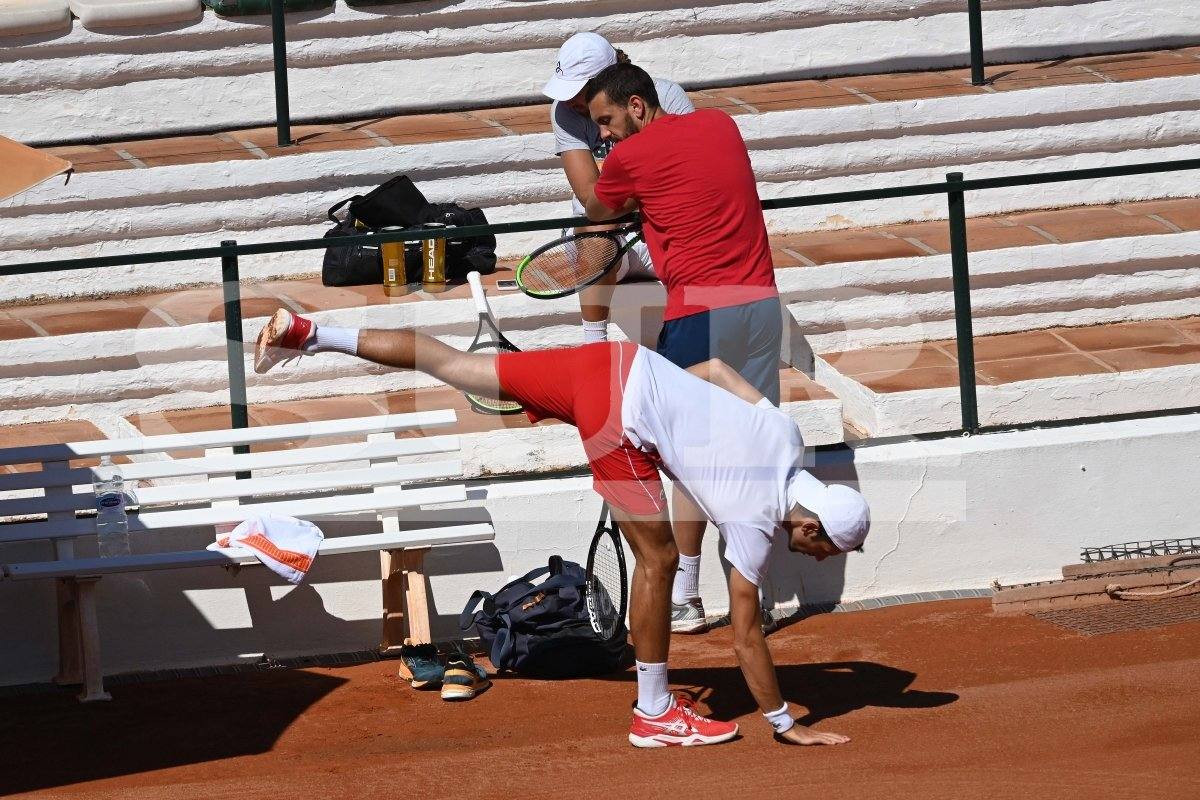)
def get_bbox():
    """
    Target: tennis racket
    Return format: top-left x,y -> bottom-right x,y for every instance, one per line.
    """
585,502 -> 629,641
464,271 -> 523,415
515,226 -> 643,299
